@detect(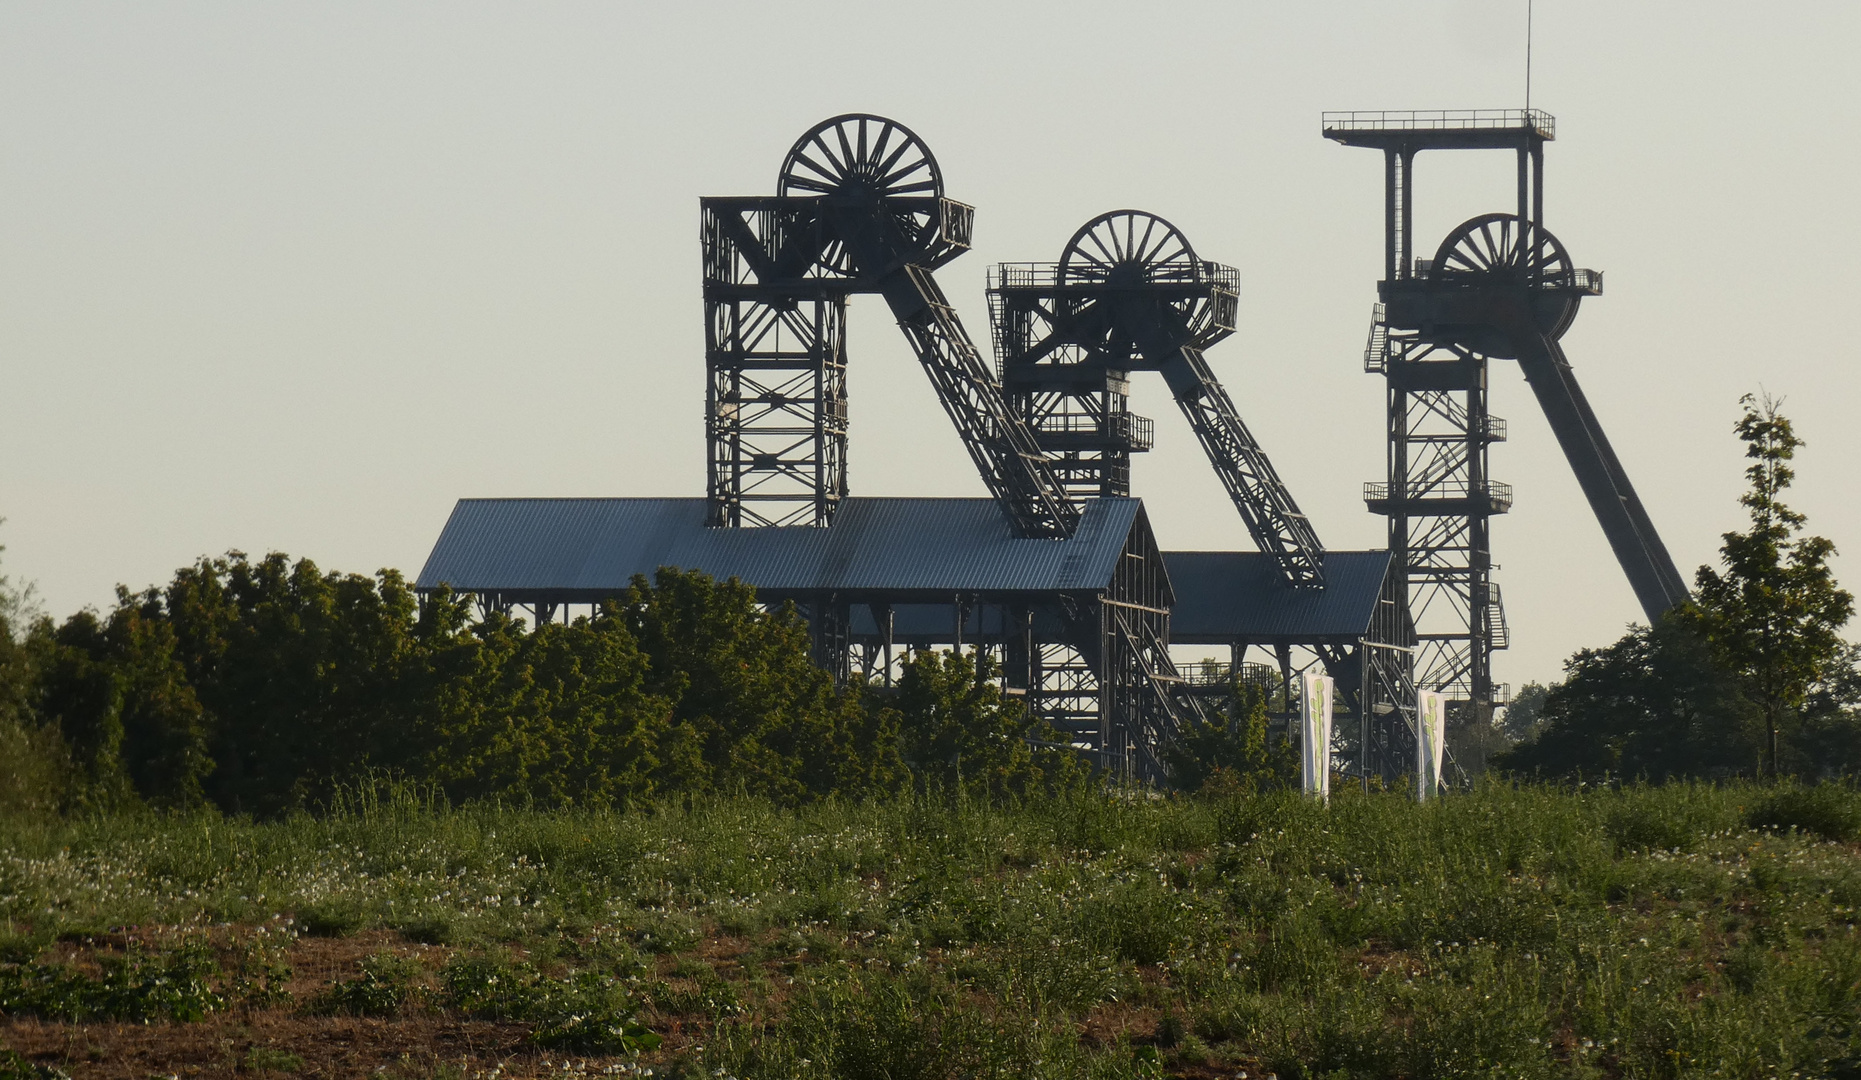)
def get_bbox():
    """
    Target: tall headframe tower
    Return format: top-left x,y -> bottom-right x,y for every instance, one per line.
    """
1325,110 -> 1688,718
